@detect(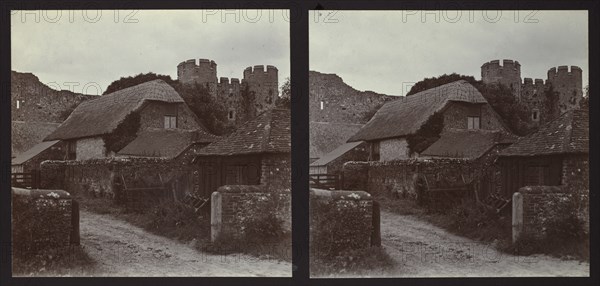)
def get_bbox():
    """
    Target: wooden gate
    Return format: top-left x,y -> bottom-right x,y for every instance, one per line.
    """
11,172 -> 39,189
309,174 -> 340,190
